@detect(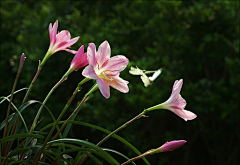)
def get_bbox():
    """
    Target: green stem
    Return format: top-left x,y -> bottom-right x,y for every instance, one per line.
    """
78,109 -> 148,165
2,55 -> 25,155
29,78 -> 66,135
22,60 -> 41,104
34,84 -> 96,164
121,152 -> 149,165
34,79 -> 93,163
20,77 -> 66,162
